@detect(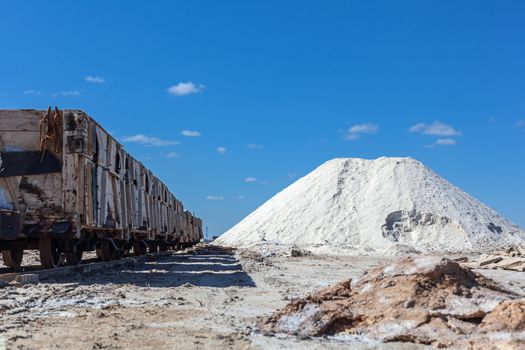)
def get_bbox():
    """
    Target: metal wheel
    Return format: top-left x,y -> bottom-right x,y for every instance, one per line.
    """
112,250 -> 122,260
132,241 -> 146,256
2,249 -> 24,271
100,241 -> 112,261
39,238 -> 61,268
65,245 -> 83,266
111,244 -> 122,260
